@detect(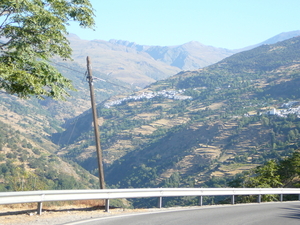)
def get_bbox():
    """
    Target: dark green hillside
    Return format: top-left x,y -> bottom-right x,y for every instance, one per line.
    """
262,76 -> 300,99
56,36 -> 300,190
0,120 -> 98,191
